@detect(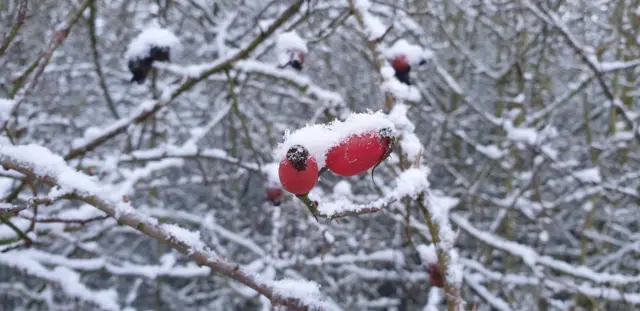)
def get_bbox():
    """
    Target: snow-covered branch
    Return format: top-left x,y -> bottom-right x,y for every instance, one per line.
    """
0,144 -> 333,311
